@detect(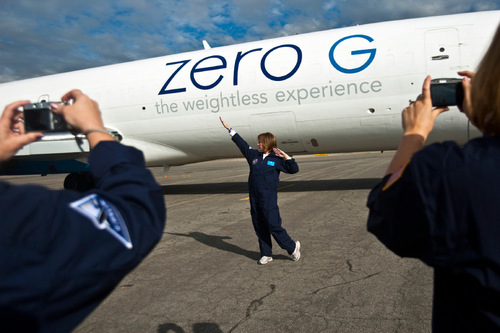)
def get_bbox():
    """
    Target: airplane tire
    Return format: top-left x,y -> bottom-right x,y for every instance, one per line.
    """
64,172 -> 95,191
